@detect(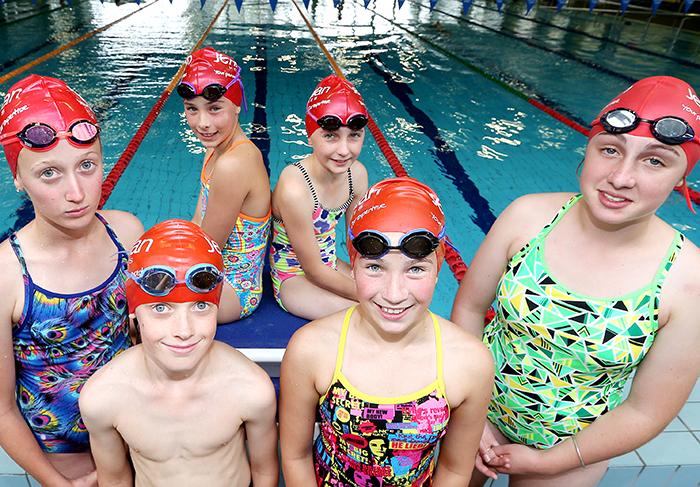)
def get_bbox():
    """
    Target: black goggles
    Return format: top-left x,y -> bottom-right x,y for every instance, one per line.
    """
310,113 -> 369,132
599,108 -> 695,145
126,264 -> 223,297
350,229 -> 444,260
0,120 -> 100,150
176,77 -> 238,102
